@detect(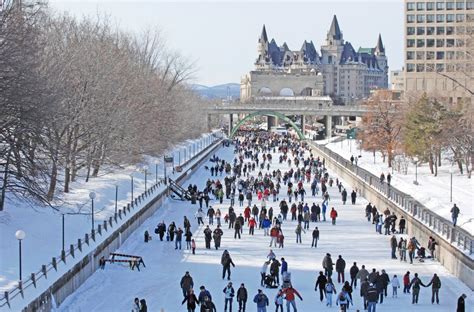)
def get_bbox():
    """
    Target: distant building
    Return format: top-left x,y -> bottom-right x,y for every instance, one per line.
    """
391,70 -> 405,91
404,0 -> 473,104
241,16 -> 389,104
